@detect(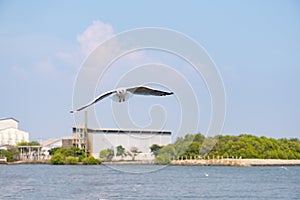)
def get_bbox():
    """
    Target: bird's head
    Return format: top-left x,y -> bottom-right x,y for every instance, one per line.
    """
112,88 -> 131,102
116,88 -> 126,95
